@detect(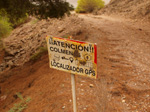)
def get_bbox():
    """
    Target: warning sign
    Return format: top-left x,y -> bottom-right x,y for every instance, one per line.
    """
46,36 -> 97,79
